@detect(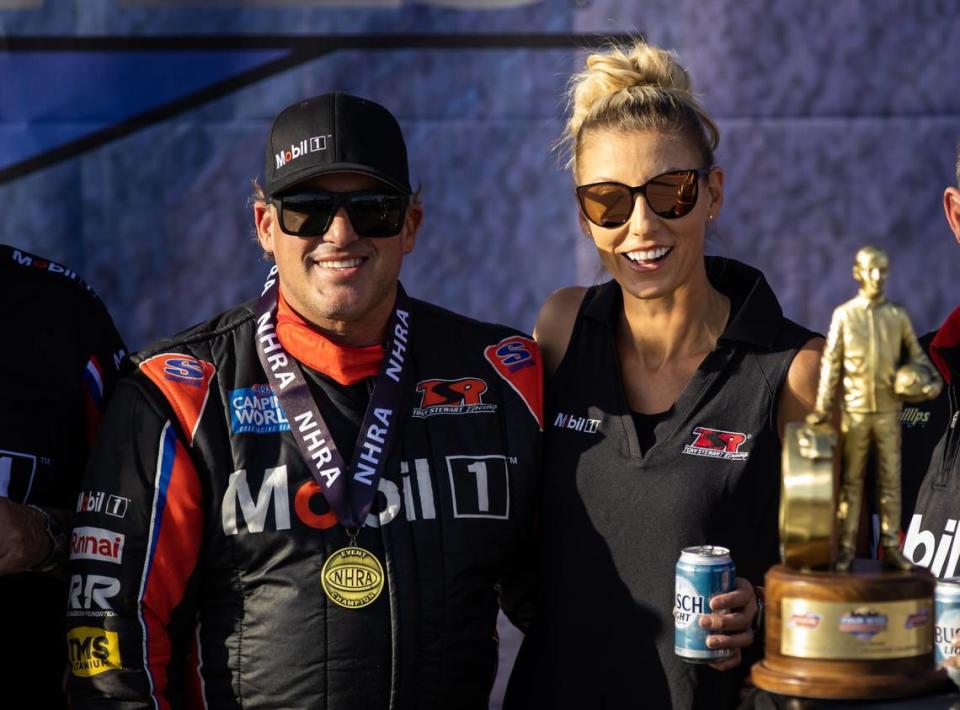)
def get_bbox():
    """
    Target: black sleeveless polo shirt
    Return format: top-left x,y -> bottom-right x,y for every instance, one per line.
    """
506,257 -> 815,710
